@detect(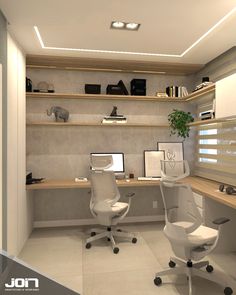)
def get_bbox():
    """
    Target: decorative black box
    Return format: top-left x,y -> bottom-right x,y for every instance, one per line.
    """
85,84 -> 101,94
130,79 -> 146,96
106,85 -> 124,95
